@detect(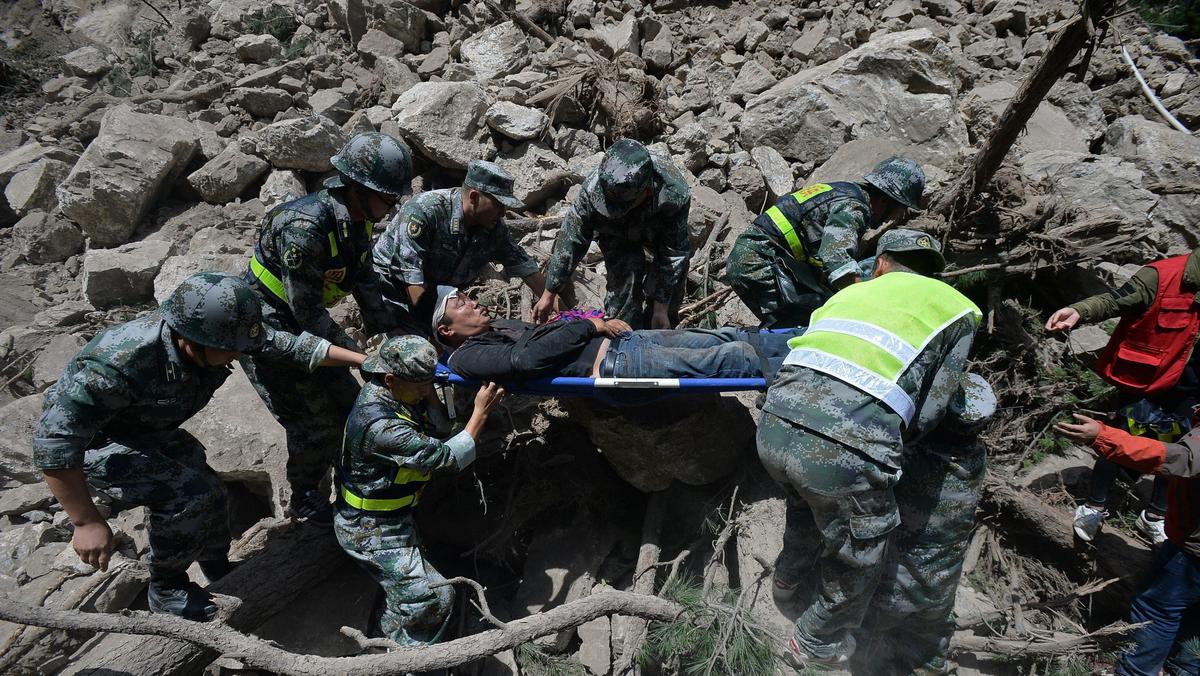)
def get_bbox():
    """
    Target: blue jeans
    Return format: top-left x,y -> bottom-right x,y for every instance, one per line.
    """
1120,541 -> 1200,676
606,328 -> 800,379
